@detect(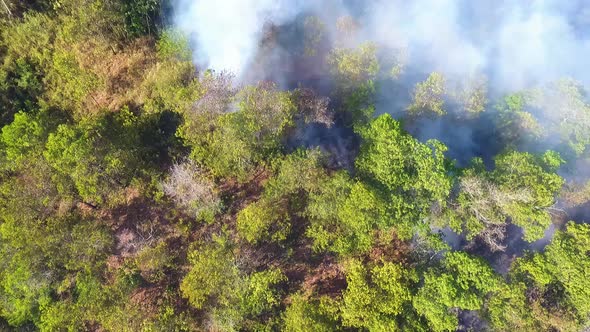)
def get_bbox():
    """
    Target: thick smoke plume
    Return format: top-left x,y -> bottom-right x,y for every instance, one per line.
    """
174,0 -> 310,78
174,0 -> 590,90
